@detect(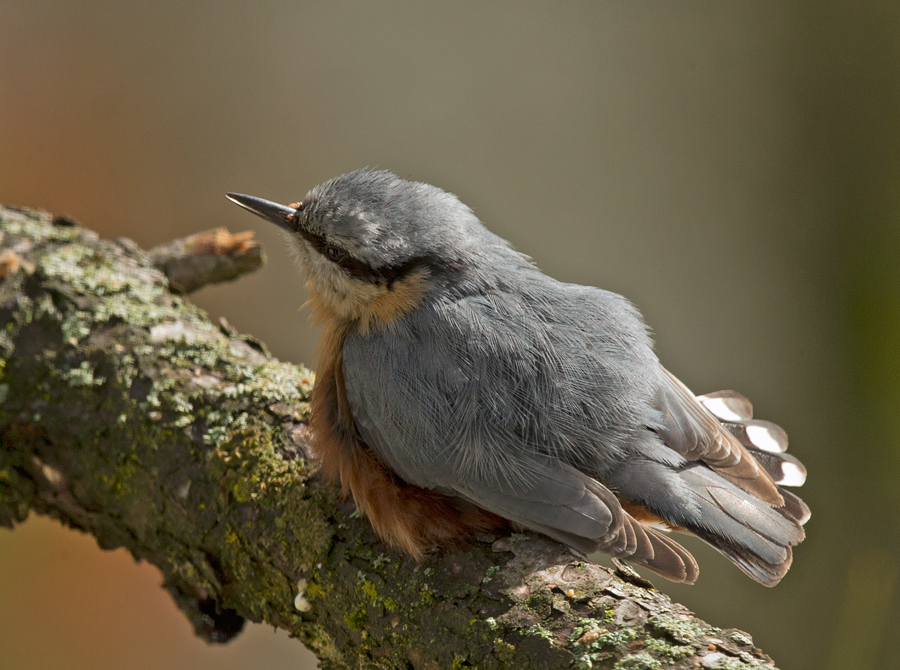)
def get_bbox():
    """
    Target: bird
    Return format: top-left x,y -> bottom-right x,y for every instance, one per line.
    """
227,169 -> 809,586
